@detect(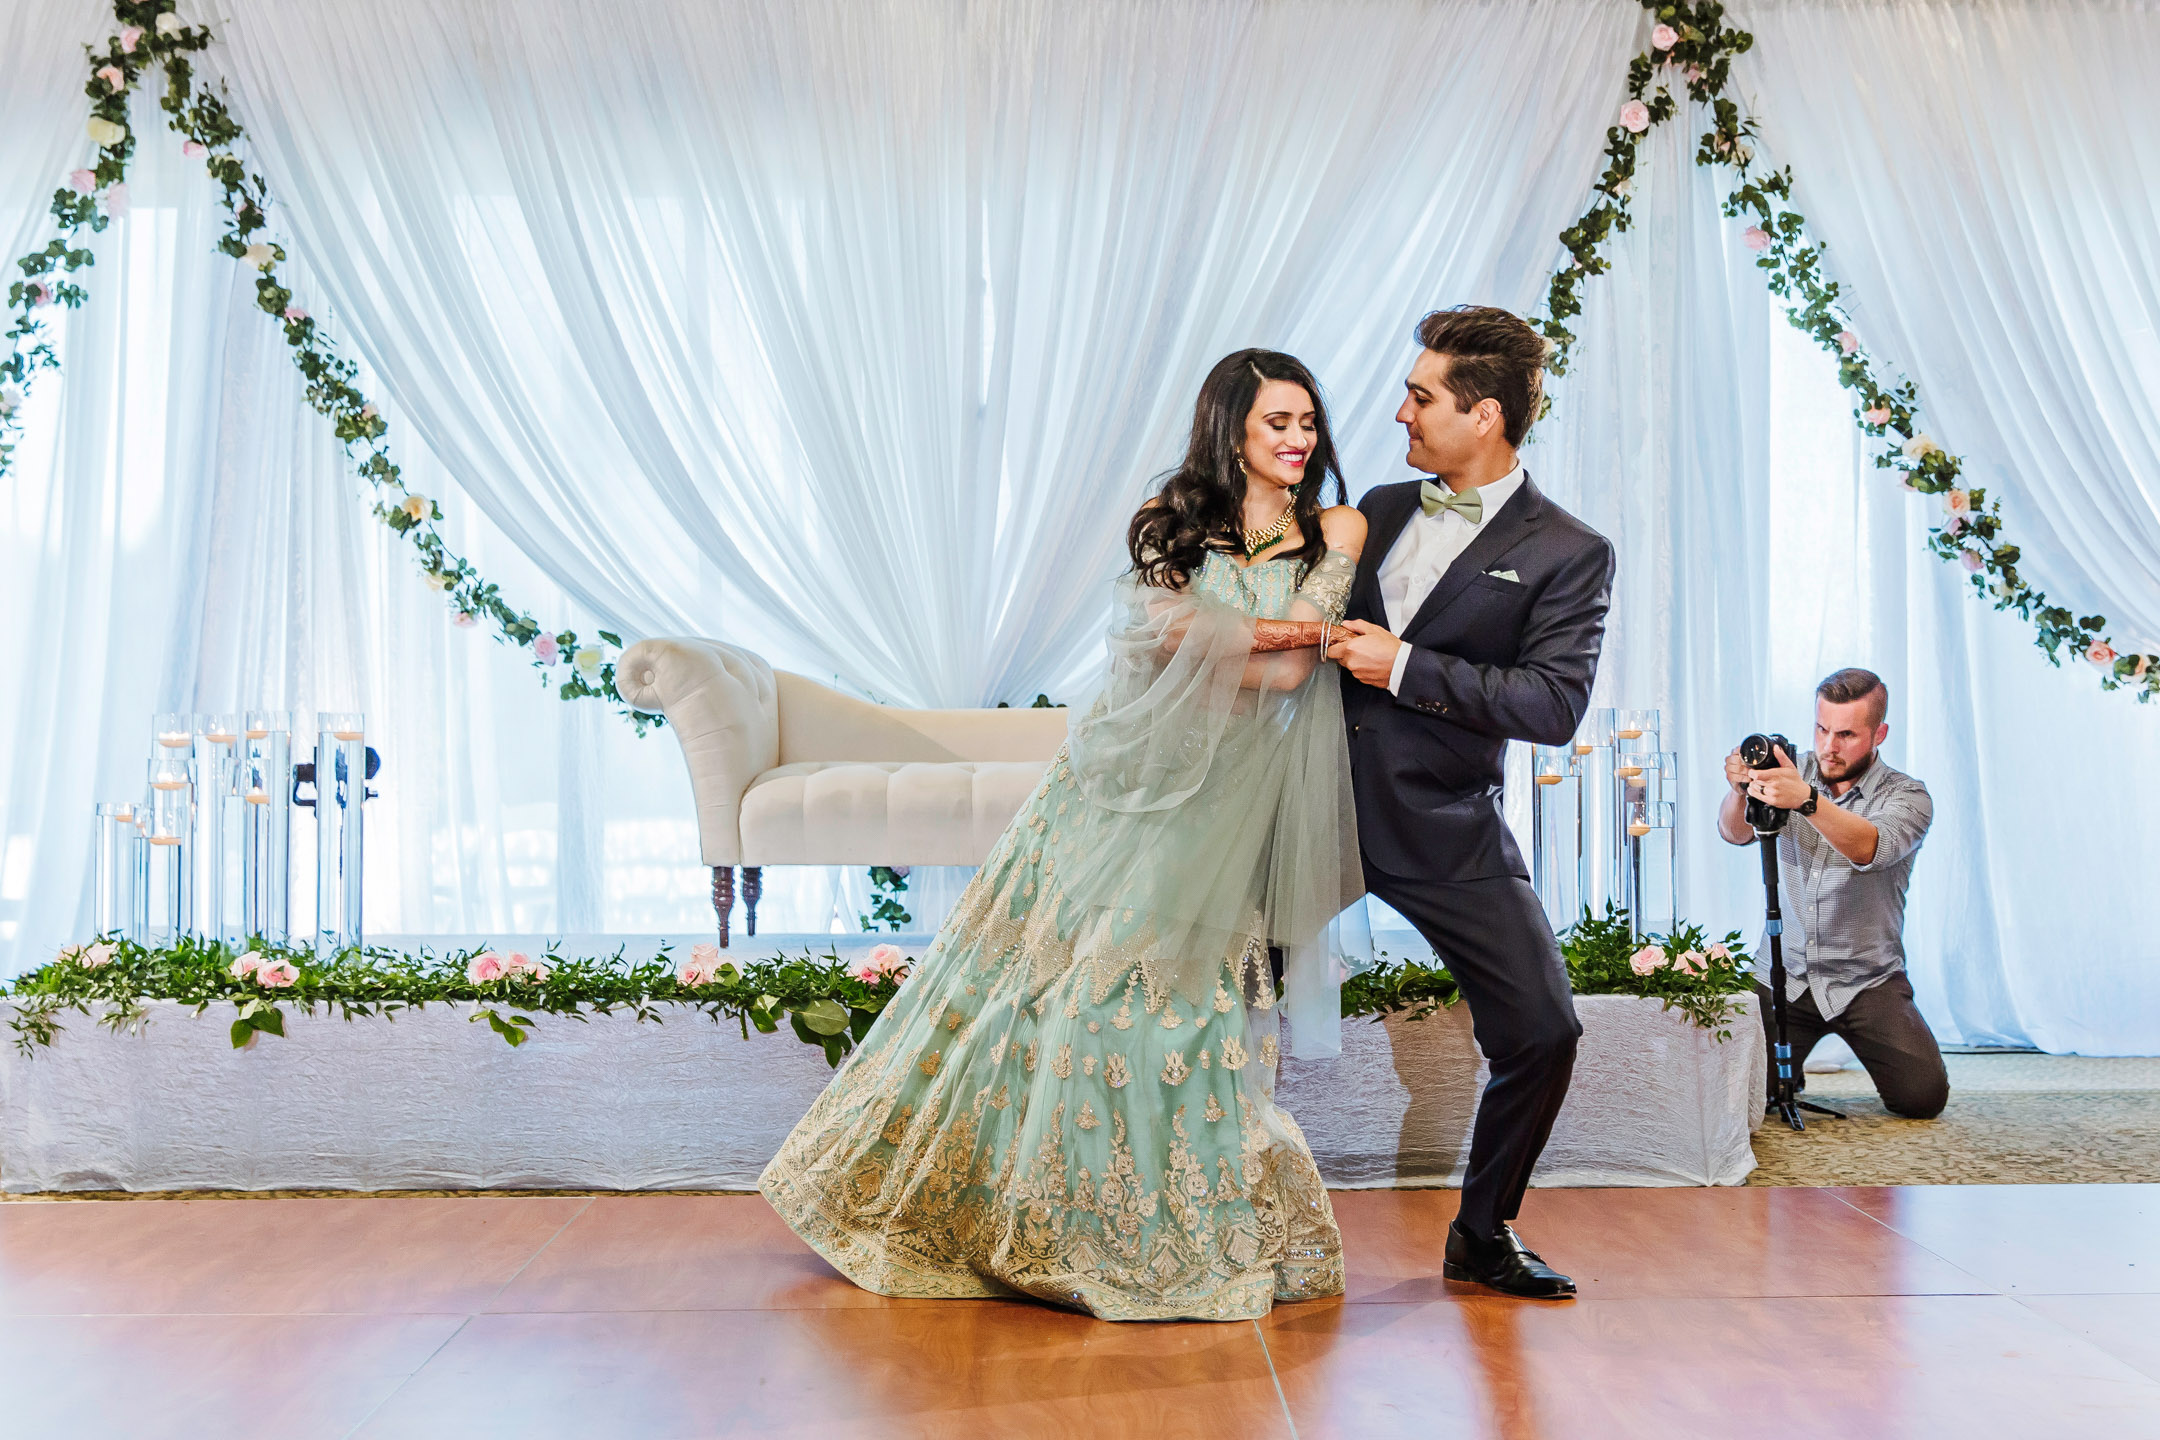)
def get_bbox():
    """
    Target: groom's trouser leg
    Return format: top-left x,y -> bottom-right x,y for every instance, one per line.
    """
1364,867 -> 1581,1240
